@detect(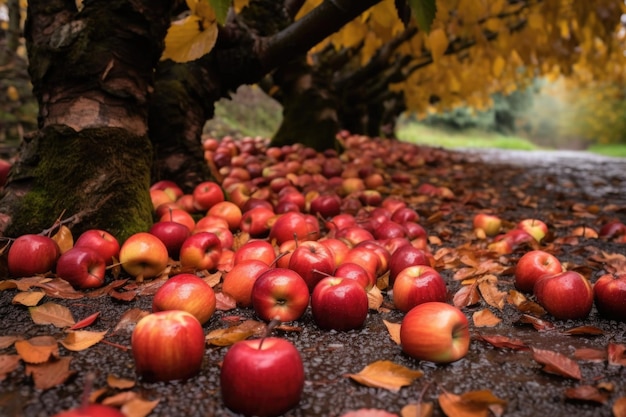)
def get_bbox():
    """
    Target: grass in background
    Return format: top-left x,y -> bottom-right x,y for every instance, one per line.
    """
587,143 -> 626,158
396,122 -> 539,150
